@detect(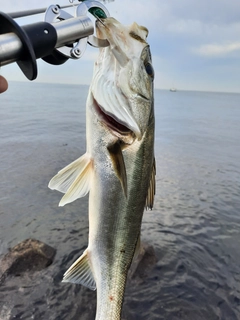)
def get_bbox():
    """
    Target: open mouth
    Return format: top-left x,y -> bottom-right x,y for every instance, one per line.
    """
93,98 -> 132,136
